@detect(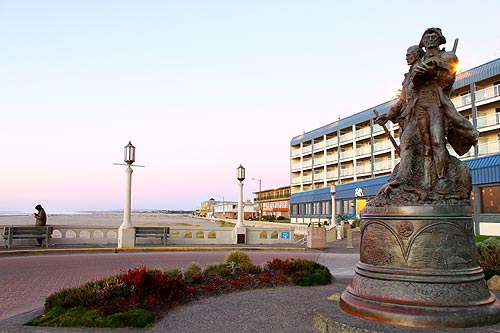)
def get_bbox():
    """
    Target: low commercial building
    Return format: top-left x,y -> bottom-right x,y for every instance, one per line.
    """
253,186 -> 290,220
212,200 -> 255,220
